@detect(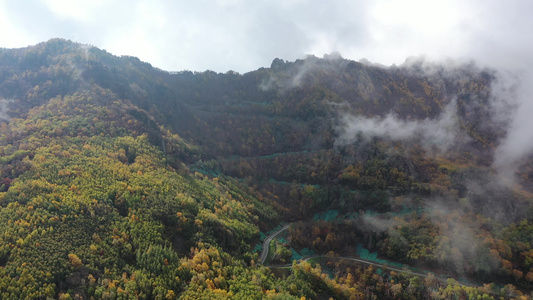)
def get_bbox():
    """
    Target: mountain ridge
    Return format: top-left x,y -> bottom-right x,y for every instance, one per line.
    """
0,39 -> 531,299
